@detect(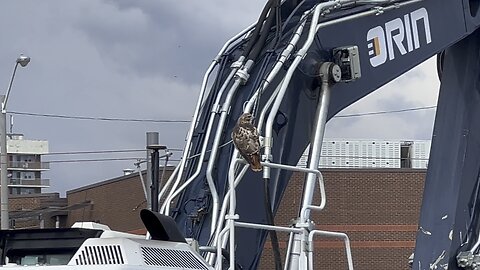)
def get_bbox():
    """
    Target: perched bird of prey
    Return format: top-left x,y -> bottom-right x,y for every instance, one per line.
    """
232,113 -> 262,172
